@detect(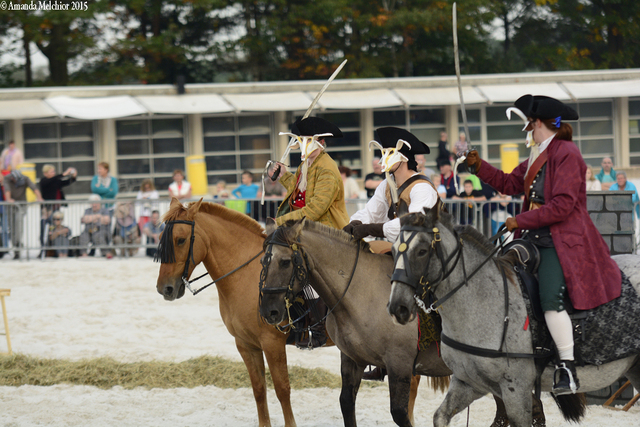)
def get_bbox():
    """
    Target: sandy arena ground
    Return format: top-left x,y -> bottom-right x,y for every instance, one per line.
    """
0,256 -> 638,426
